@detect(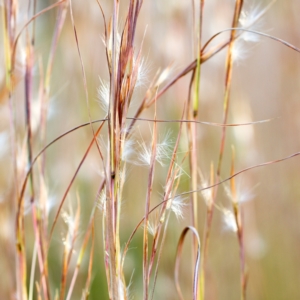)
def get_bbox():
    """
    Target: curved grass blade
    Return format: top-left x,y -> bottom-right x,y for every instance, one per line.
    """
174,226 -> 201,300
